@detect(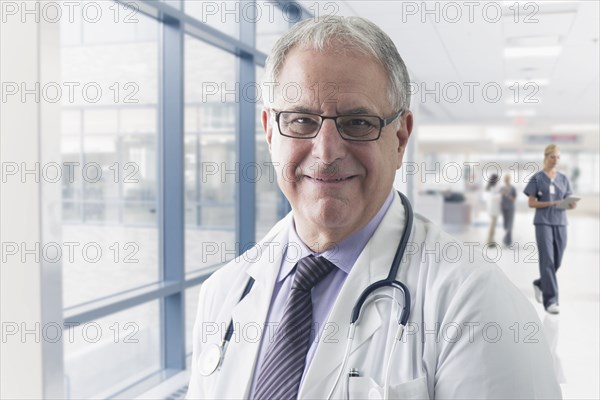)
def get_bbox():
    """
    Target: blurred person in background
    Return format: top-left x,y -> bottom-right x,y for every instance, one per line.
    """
486,173 -> 501,246
570,165 -> 580,193
524,144 -> 576,314
501,174 -> 517,246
